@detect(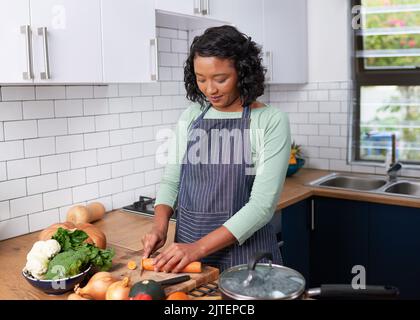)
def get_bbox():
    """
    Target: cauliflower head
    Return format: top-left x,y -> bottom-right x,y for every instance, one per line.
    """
24,239 -> 61,279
